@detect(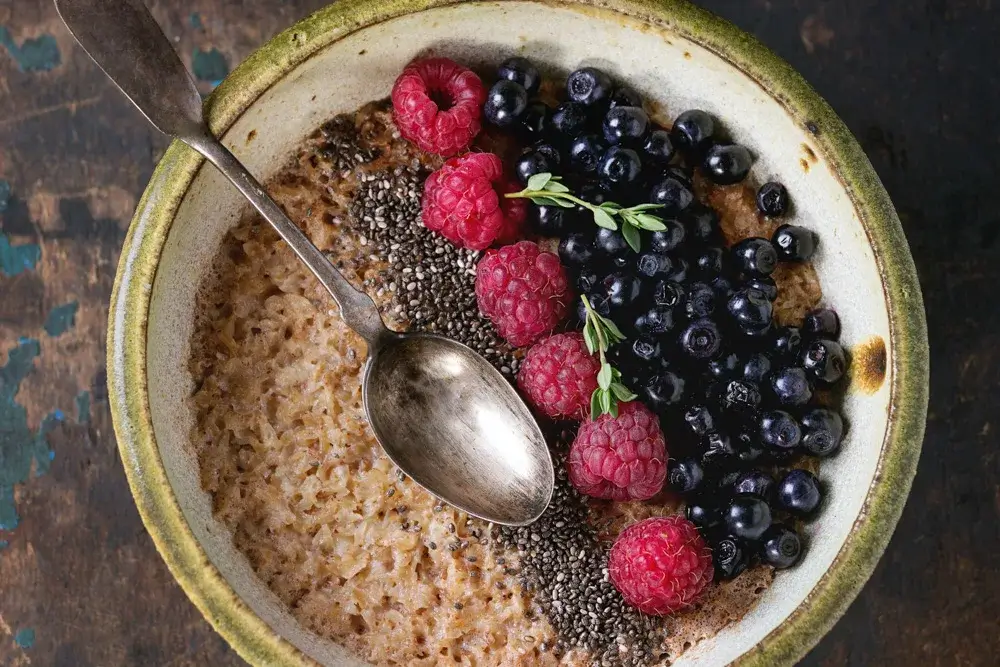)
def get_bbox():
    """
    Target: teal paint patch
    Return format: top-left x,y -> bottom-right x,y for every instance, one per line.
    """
0,339 -> 60,531
43,301 -> 78,337
0,28 -> 61,72
75,390 -> 90,423
0,180 -> 10,212
192,47 -> 228,87
13,628 -> 35,649
190,12 -> 204,29
0,539 -> 8,549
0,234 -> 41,276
